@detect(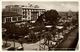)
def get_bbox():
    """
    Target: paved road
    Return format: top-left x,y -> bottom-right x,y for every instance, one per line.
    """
3,39 -> 48,51
3,27 -> 78,51
55,27 -> 78,50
